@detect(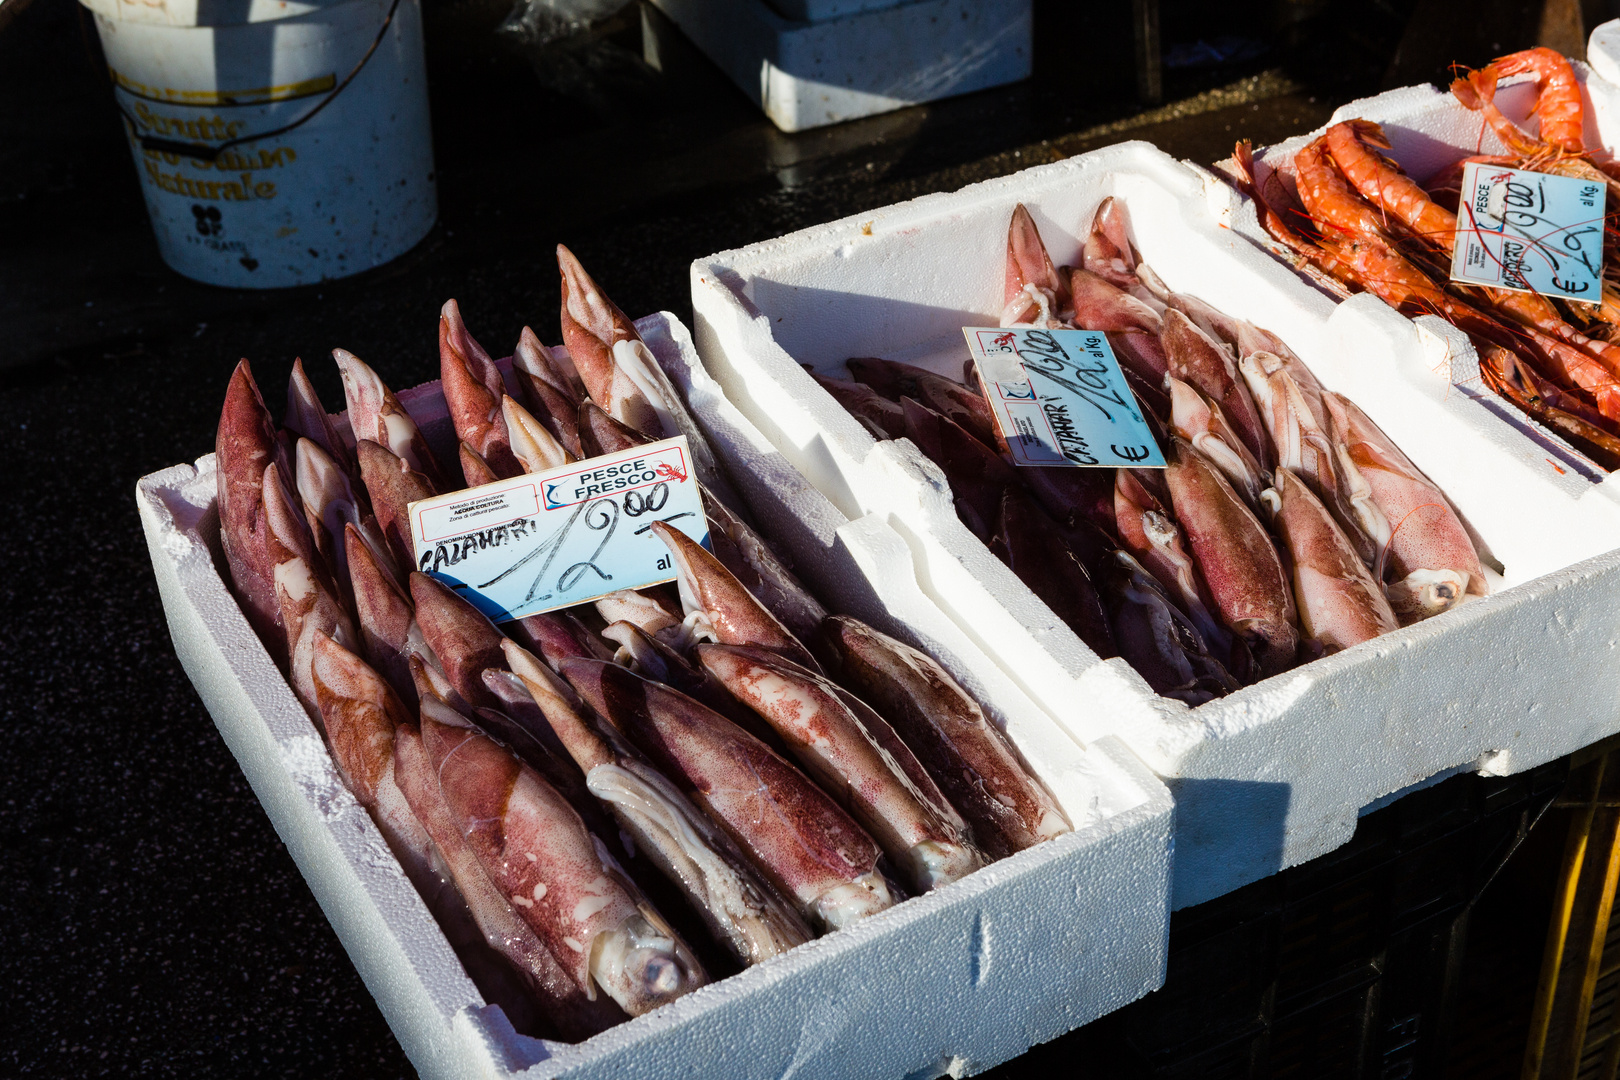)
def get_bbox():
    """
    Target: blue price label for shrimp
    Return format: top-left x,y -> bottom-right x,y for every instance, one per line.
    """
1450,161 -> 1604,302
407,435 -> 709,622
963,326 -> 1166,468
